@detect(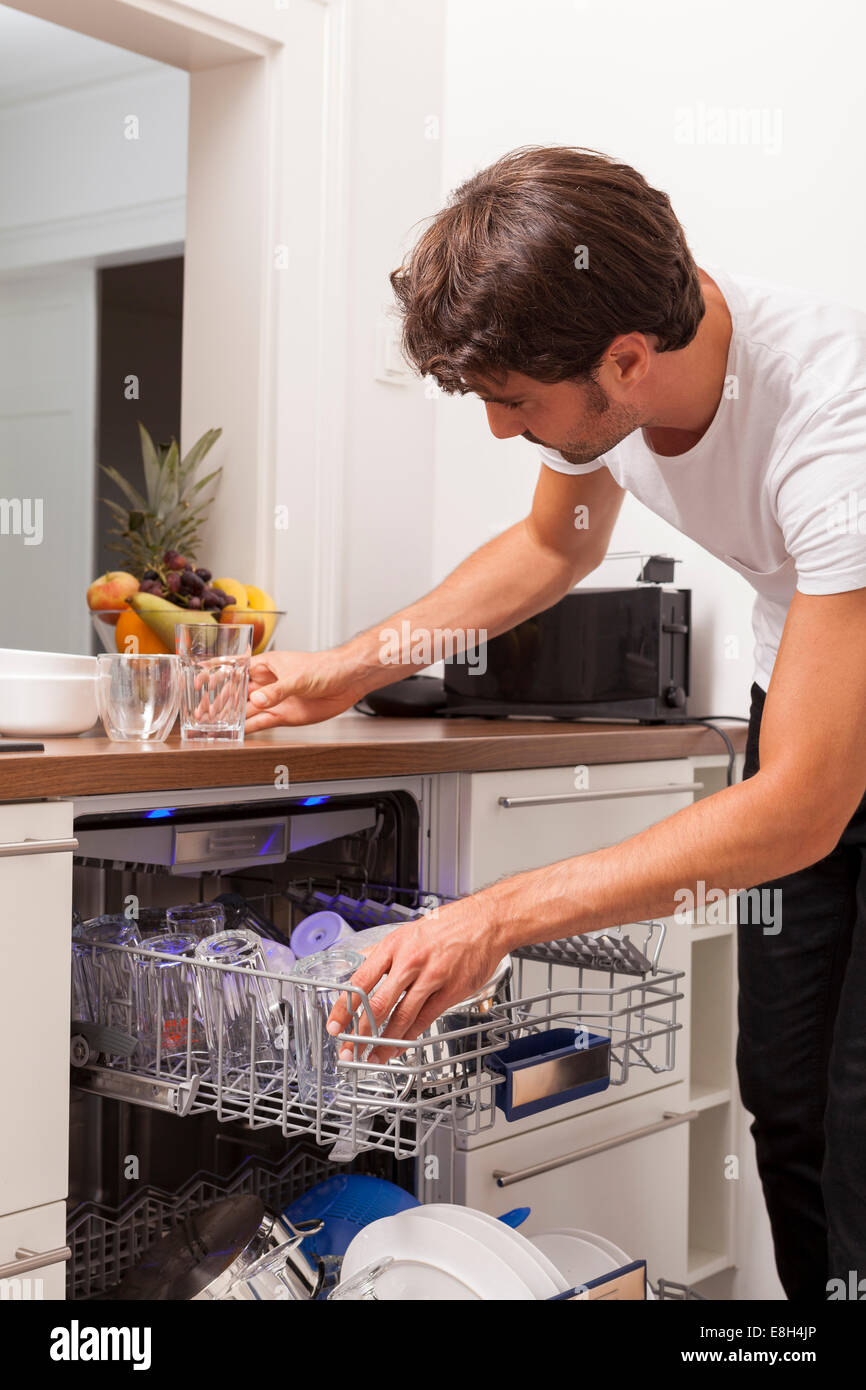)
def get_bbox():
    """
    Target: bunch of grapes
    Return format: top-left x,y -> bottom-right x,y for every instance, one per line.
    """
139,552 -> 233,612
